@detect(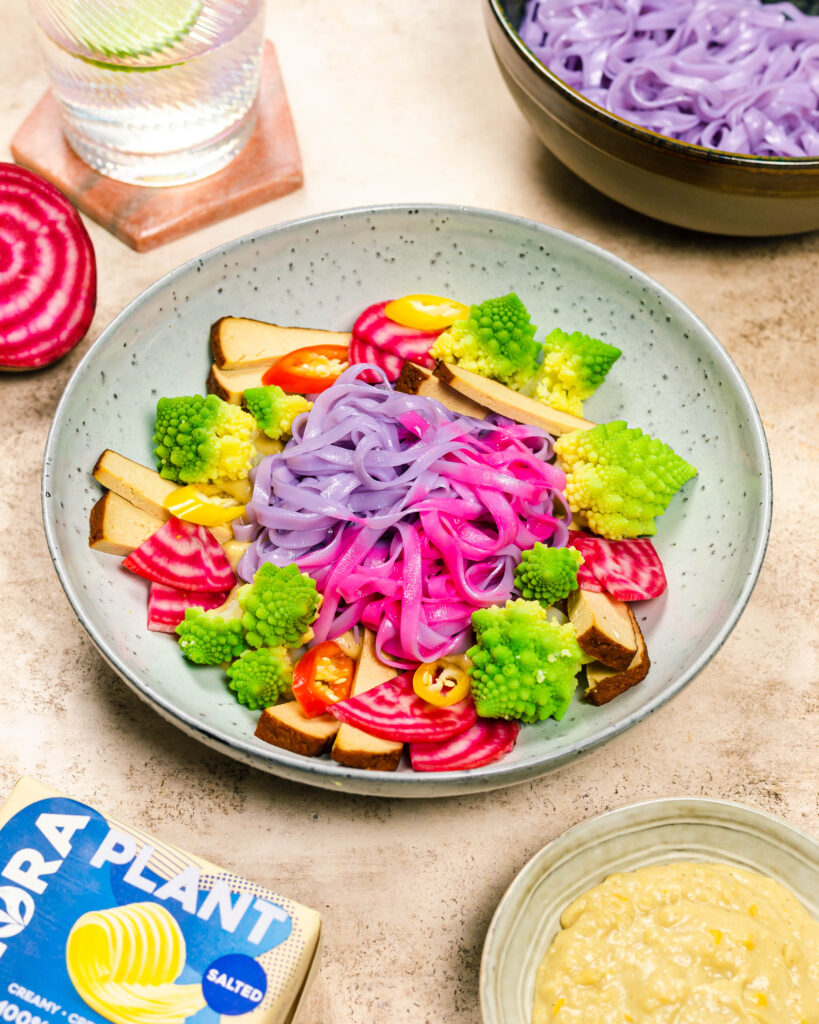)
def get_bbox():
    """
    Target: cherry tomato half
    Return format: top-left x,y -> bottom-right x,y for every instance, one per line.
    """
262,344 -> 349,394
384,294 -> 469,332
292,641 -> 355,718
